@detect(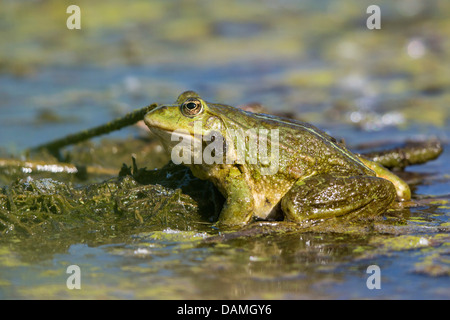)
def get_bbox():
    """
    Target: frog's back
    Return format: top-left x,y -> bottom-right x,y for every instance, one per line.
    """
219,106 -> 372,177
